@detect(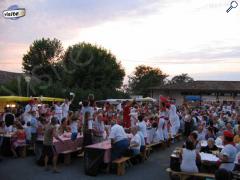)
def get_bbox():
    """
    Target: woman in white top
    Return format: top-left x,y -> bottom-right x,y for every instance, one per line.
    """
157,116 -> 165,141
180,139 -> 200,173
169,104 -> 180,137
